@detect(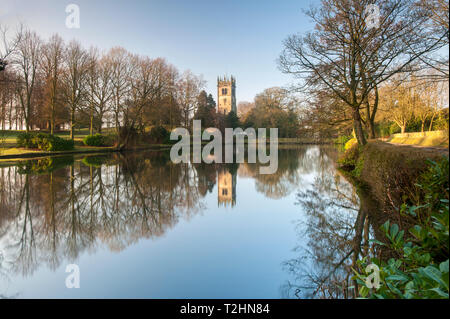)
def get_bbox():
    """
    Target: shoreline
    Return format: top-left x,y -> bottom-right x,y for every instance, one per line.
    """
0,139 -> 334,161
0,144 -> 172,161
